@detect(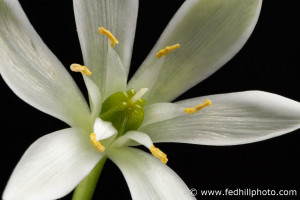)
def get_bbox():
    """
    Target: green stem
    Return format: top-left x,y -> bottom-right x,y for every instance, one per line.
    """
72,156 -> 107,200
